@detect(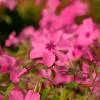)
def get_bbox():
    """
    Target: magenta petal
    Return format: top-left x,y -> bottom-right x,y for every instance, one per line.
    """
25,90 -> 40,100
55,60 -> 65,66
82,63 -> 89,74
31,92 -> 40,100
30,48 -> 44,59
56,38 -> 71,51
55,50 -> 67,64
0,94 -> 3,100
10,71 -> 20,83
25,90 -> 33,100
47,0 -> 60,12
43,50 -> 55,67
9,89 -> 24,100
49,31 -> 62,44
